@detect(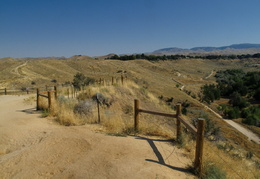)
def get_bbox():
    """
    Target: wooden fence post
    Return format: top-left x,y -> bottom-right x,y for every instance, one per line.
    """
70,86 -> 72,98
54,86 -> 57,99
4,88 -> 7,95
176,104 -> 182,142
195,118 -> 205,177
112,77 -> 114,85
121,74 -> 124,85
97,99 -> 100,123
134,99 -> 140,131
48,91 -> 52,110
36,88 -> 40,110
67,88 -> 69,99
